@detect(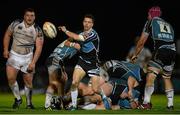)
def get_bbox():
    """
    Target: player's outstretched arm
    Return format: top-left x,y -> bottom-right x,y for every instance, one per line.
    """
58,26 -> 85,41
